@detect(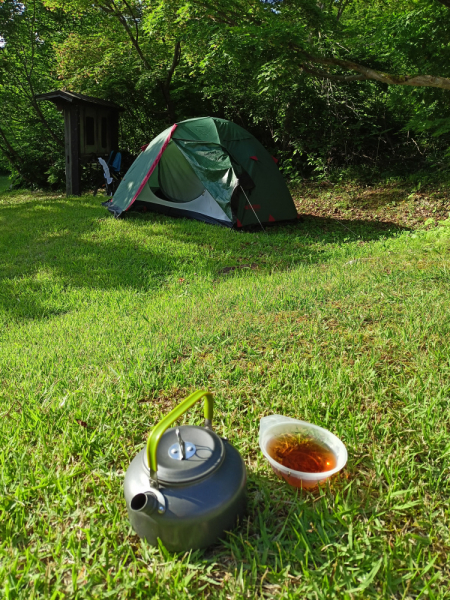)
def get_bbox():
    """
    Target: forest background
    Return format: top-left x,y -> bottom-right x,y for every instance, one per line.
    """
1,0 -> 450,190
